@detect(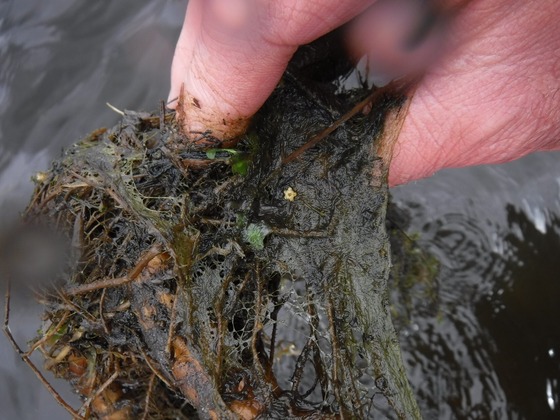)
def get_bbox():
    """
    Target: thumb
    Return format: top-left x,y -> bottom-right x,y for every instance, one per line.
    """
168,0 -> 376,141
